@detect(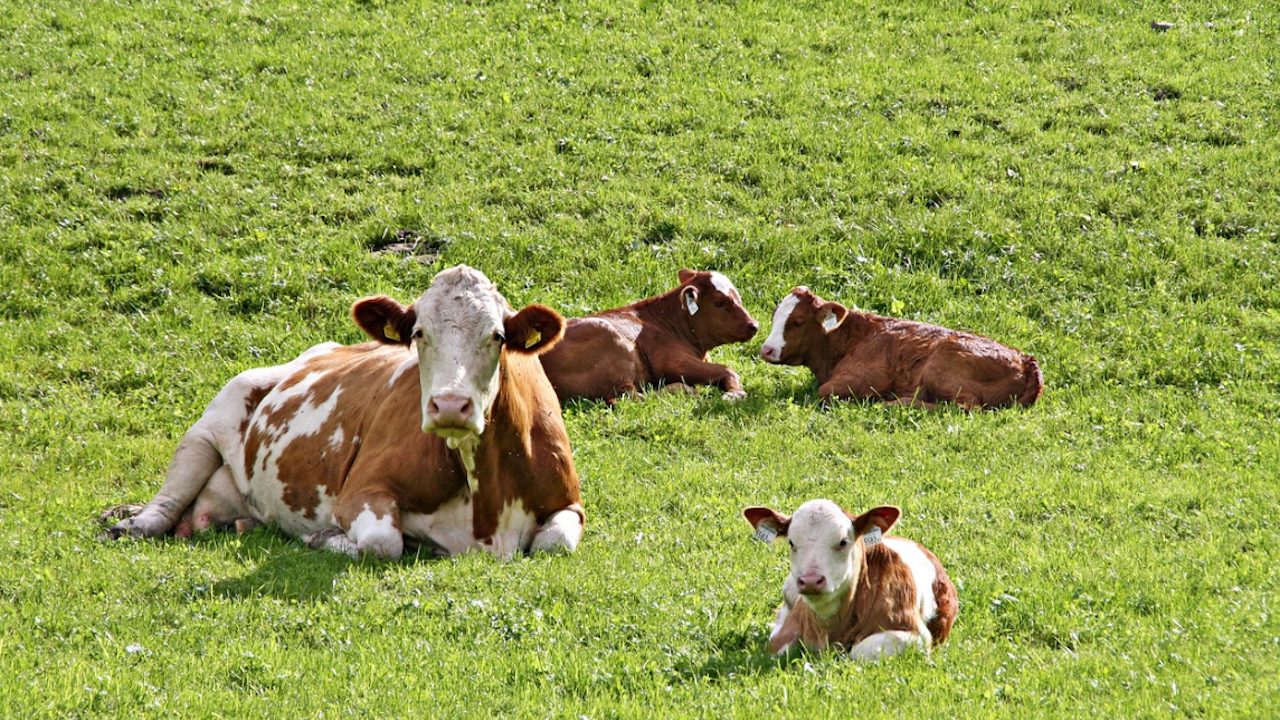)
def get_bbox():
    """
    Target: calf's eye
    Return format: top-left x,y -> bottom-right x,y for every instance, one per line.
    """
838,539 -> 849,550
492,331 -> 506,344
